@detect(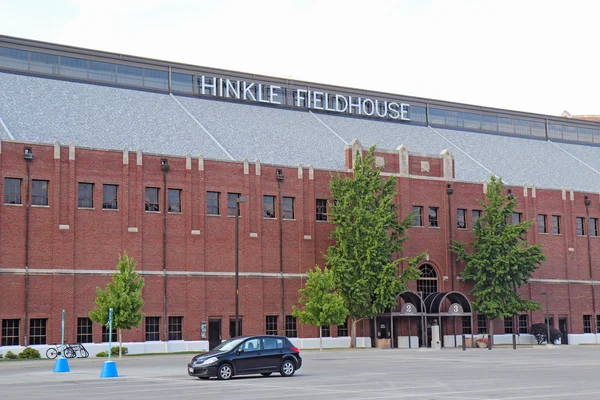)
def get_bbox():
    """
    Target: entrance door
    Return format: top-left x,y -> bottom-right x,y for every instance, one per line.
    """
209,319 -> 221,350
558,317 -> 568,344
